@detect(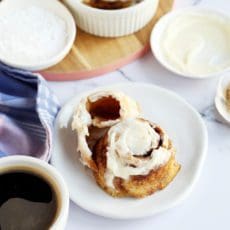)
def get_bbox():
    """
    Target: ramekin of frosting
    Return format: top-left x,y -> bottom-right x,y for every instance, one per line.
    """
63,0 -> 159,37
151,8 -> 230,79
